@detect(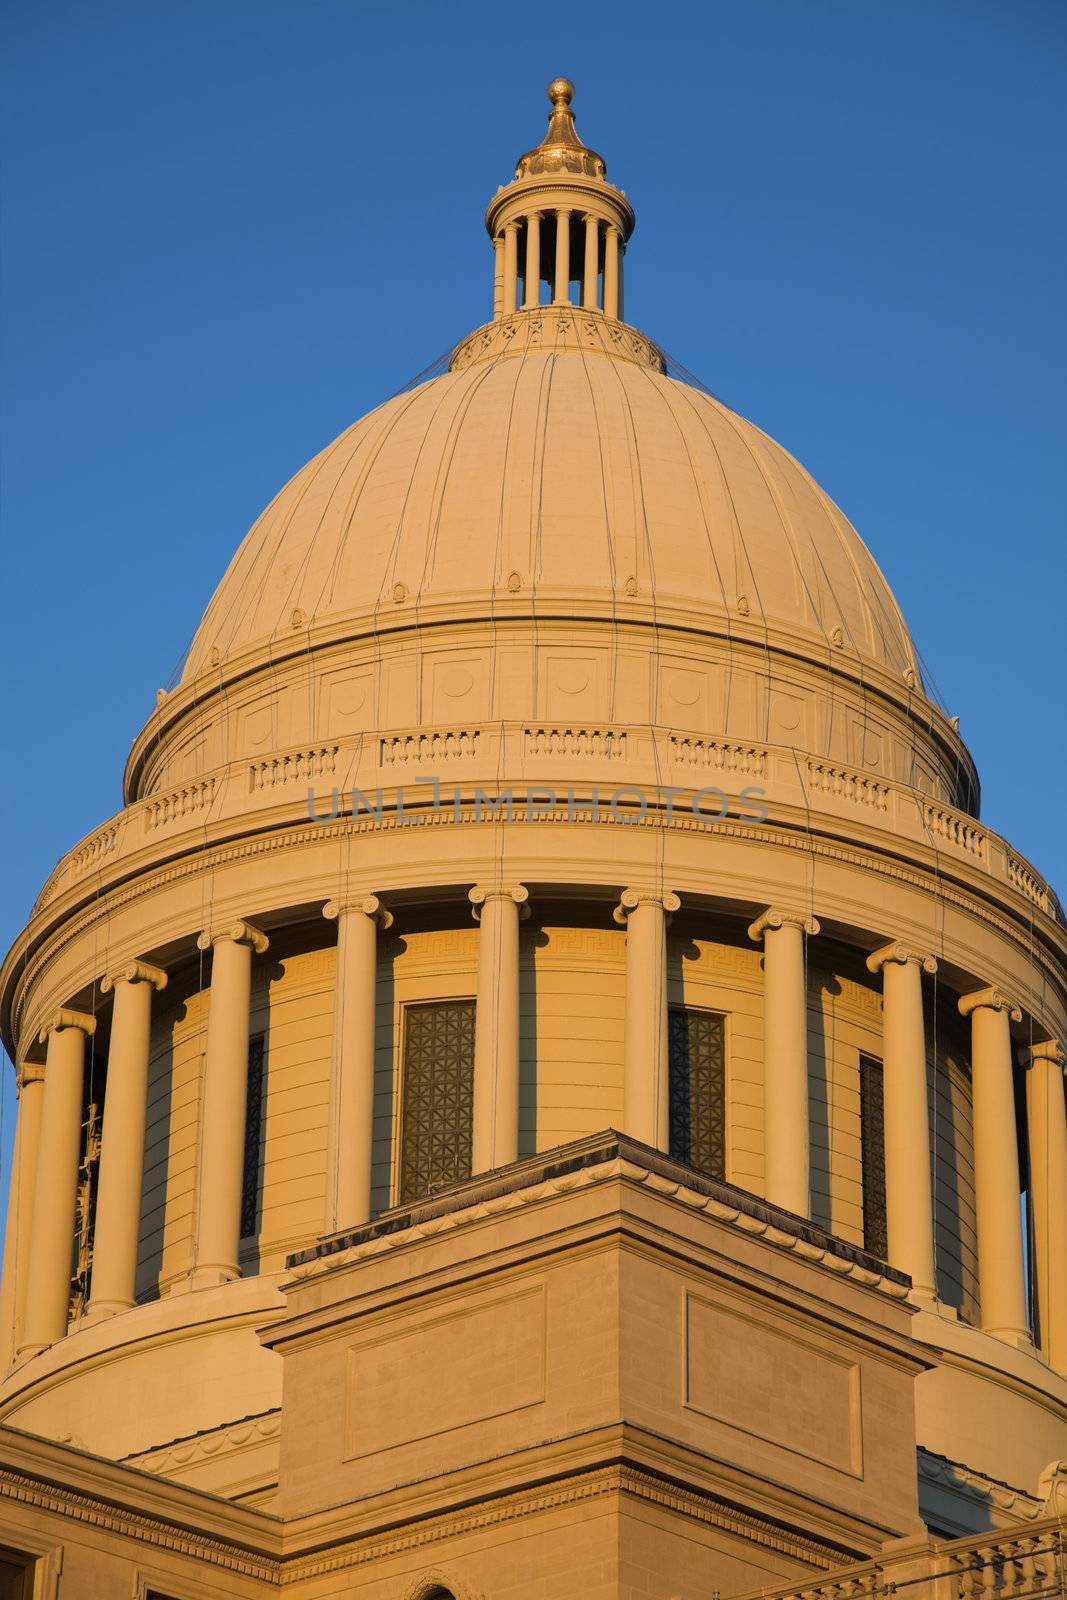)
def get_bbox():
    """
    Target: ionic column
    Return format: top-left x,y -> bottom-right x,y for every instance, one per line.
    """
502,221 -> 519,316
748,909 -> 820,1217
0,1063 -> 45,1367
469,885 -> 528,1173
582,213 -> 600,309
193,920 -> 268,1287
603,225 -> 621,319
492,233 -> 504,318
867,942 -> 938,1295
617,240 -> 625,322
323,896 -> 392,1233
614,889 -> 680,1150
1023,1039 -> 1067,1373
87,960 -> 167,1318
523,213 -> 541,309
20,1009 -> 96,1354
959,986 -> 1030,1345
554,208 -> 571,303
